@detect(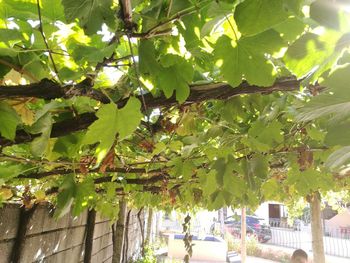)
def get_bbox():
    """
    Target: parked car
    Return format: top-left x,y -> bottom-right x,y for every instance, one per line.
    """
224,215 -> 272,243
